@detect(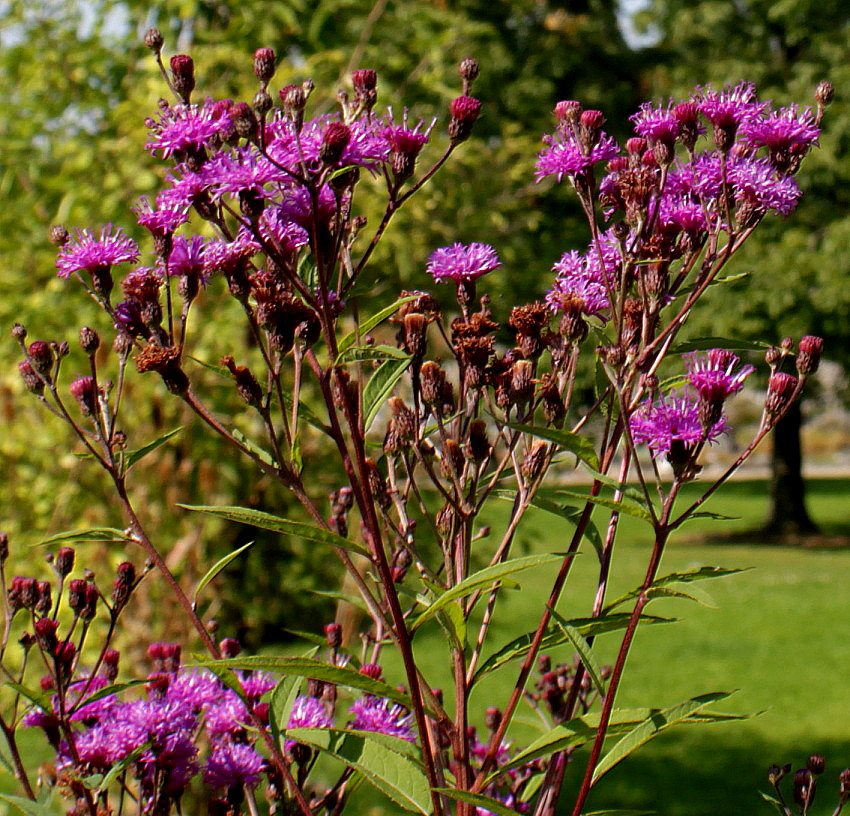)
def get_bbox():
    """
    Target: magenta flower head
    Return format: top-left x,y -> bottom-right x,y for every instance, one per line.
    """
204,741 -> 265,790
740,104 -> 820,165
285,695 -> 333,751
686,349 -> 754,402
426,242 -> 501,284
696,81 -> 768,152
349,696 -> 416,743
56,225 -> 139,279
630,388 -> 728,472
